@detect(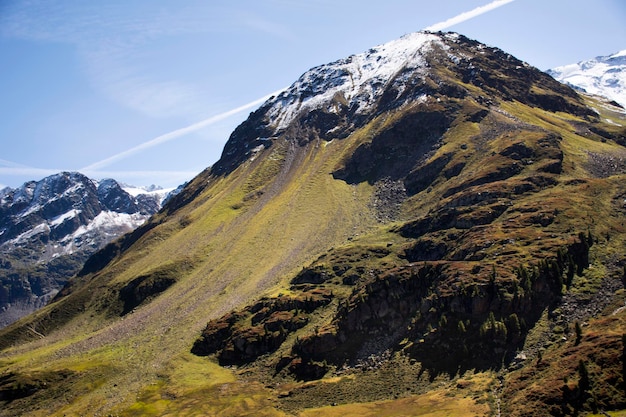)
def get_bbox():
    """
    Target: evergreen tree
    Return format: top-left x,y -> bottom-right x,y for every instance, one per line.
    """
566,255 -> 575,289
578,360 -> 590,393
575,321 -> 582,345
